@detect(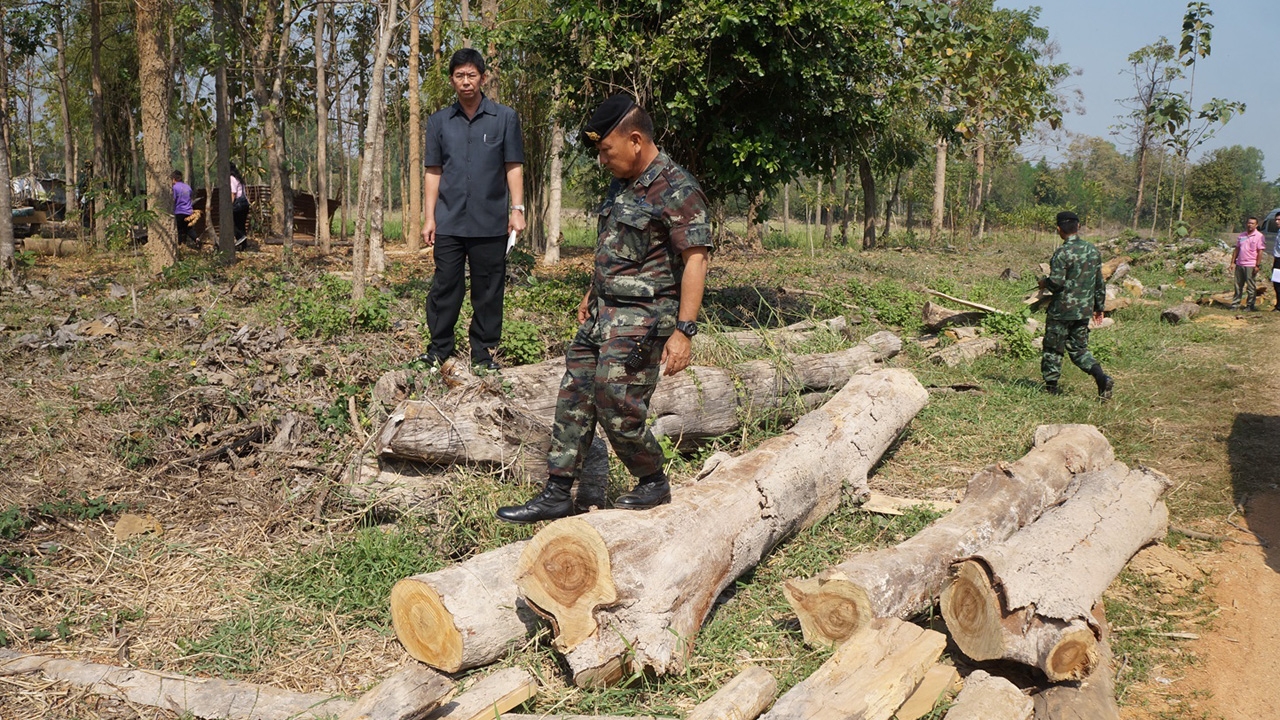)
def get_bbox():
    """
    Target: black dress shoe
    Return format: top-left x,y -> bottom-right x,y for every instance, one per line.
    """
415,353 -> 446,367
473,359 -> 501,372
496,481 -> 573,524
615,475 -> 671,510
